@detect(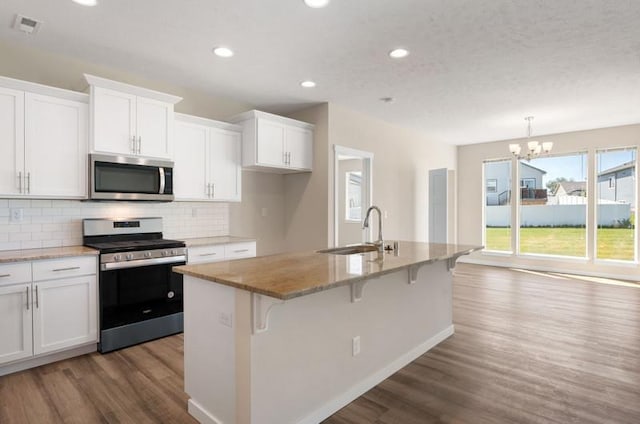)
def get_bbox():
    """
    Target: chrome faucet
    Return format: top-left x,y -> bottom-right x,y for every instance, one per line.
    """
363,206 -> 384,252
